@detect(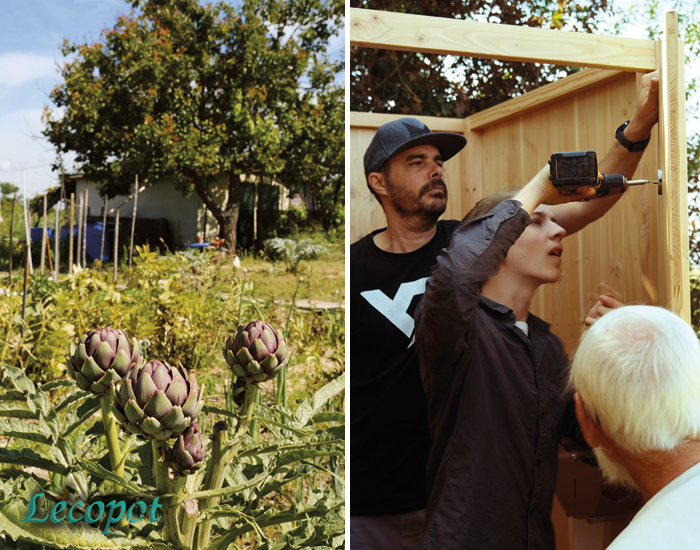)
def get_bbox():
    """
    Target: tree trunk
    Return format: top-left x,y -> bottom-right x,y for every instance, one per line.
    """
218,206 -> 240,253
191,173 -> 242,253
